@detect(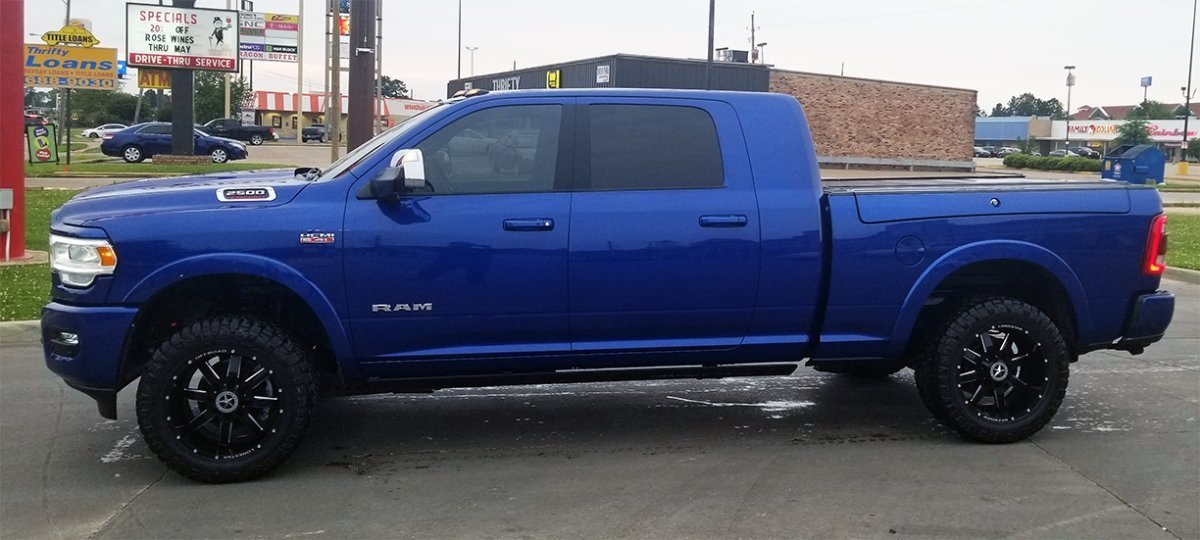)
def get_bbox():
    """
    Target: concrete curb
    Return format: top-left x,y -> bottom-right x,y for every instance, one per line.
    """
0,320 -> 40,345
1166,266 -> 1200,284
